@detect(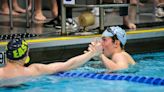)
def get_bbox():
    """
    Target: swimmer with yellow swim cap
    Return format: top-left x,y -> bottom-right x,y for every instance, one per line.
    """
0,38 -> 102,86
6,38 -> 30,65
